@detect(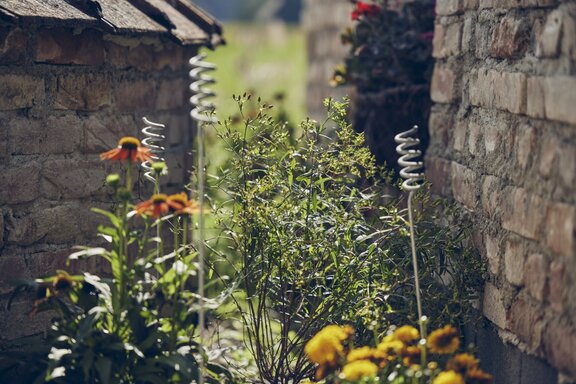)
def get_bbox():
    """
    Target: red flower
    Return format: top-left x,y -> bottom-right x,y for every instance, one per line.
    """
352,1 -> 381,20
100,137 -> 152,163
166,193 -> 201,215
135,194 -> 171,218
